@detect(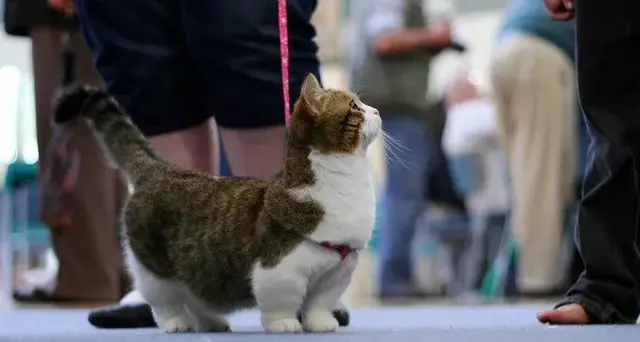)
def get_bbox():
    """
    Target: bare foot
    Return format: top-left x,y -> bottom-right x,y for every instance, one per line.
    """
537,303 -> 589,325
